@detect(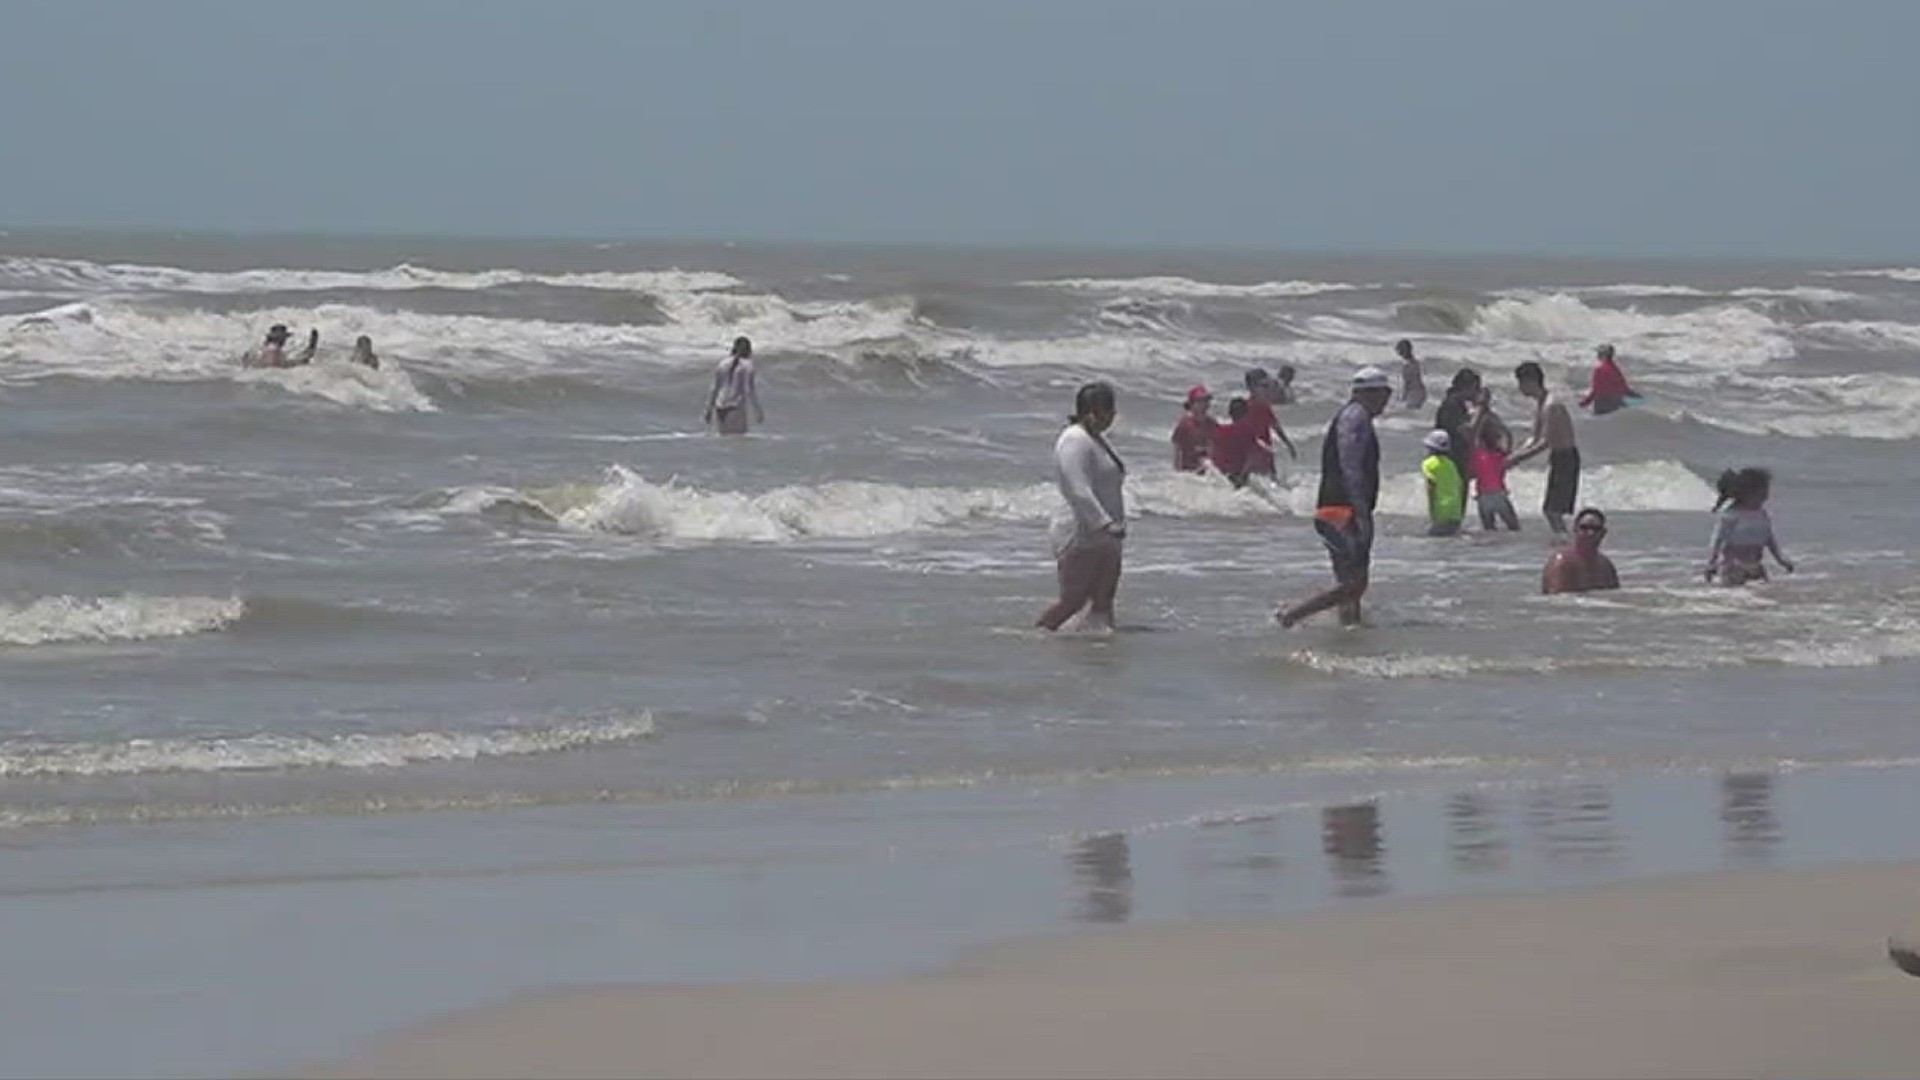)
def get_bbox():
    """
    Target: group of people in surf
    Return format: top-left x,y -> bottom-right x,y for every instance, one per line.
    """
1041,343 -> 1791,633
240,324 -> 381,371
